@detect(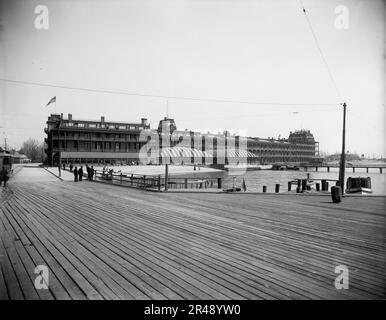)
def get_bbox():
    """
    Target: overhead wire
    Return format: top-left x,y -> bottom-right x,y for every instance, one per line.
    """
0,78 -> 339,107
